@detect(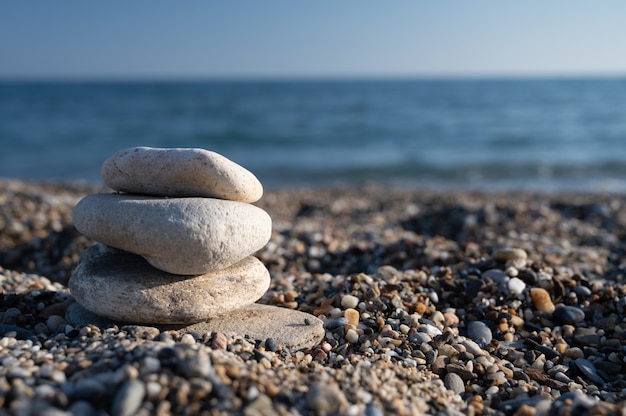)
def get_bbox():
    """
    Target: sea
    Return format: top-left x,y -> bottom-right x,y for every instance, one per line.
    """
1,78 -> 626,192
